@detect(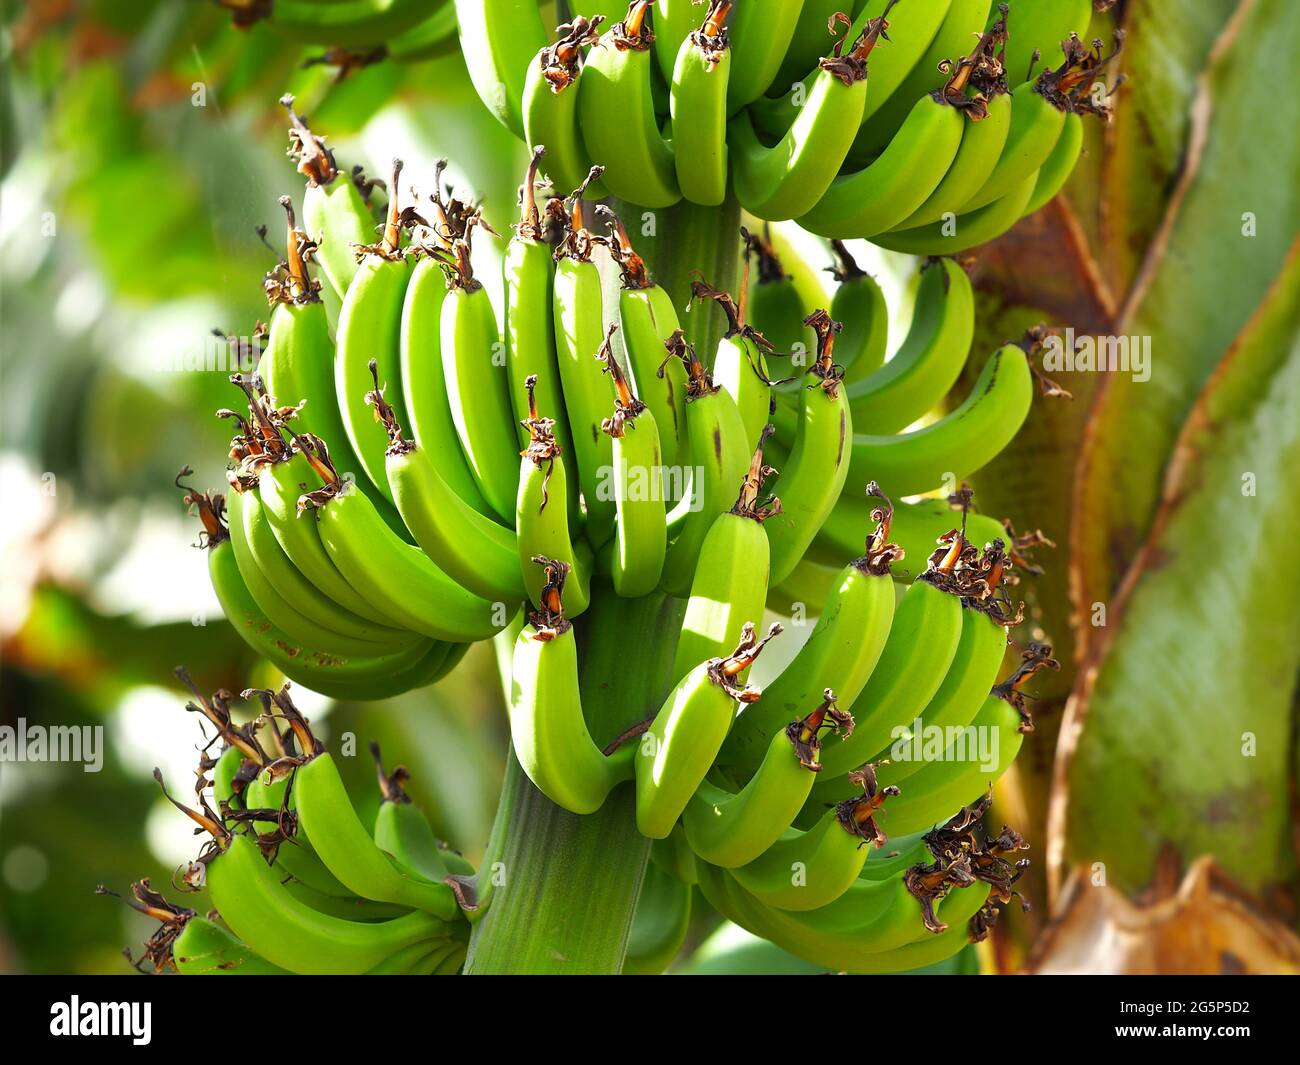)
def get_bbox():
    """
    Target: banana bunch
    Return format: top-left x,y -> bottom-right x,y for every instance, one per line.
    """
459,0 -> 1117,251
217,0 -> 460,66
115,676 -> 475,975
